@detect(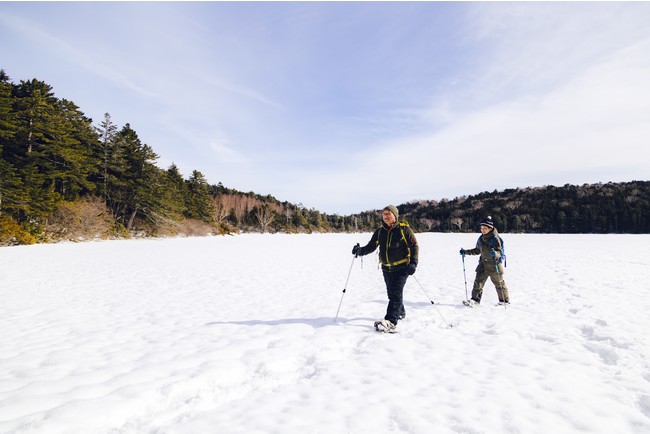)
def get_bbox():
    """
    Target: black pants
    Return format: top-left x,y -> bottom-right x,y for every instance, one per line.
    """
382,267 -> 409,325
